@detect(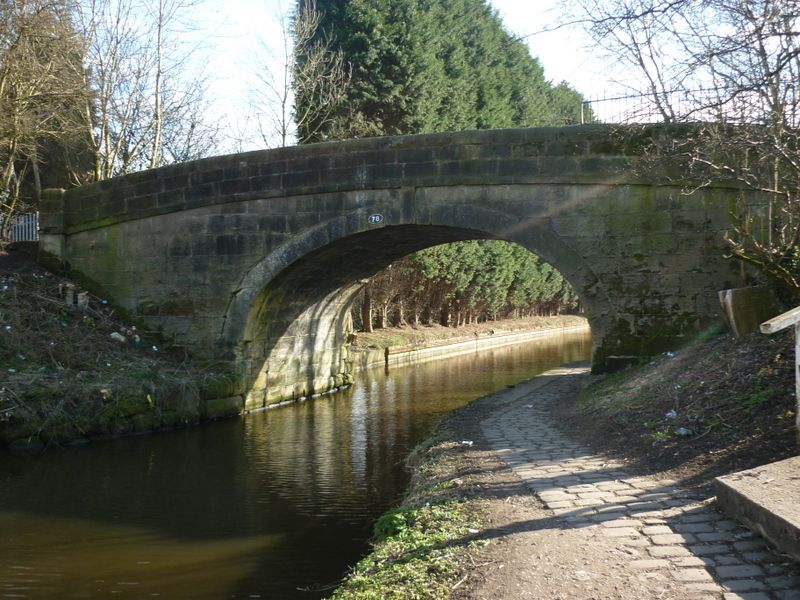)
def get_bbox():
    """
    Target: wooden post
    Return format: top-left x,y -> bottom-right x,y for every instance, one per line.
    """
760,305 -> 800,443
